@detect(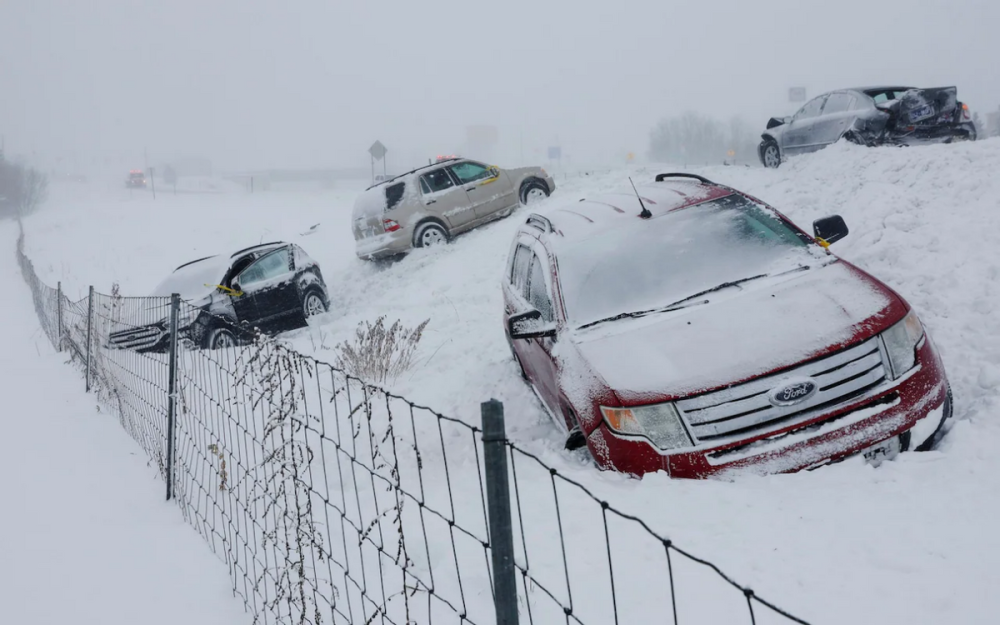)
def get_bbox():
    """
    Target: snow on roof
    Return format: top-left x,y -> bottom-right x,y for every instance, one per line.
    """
532,178 -> 734,247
